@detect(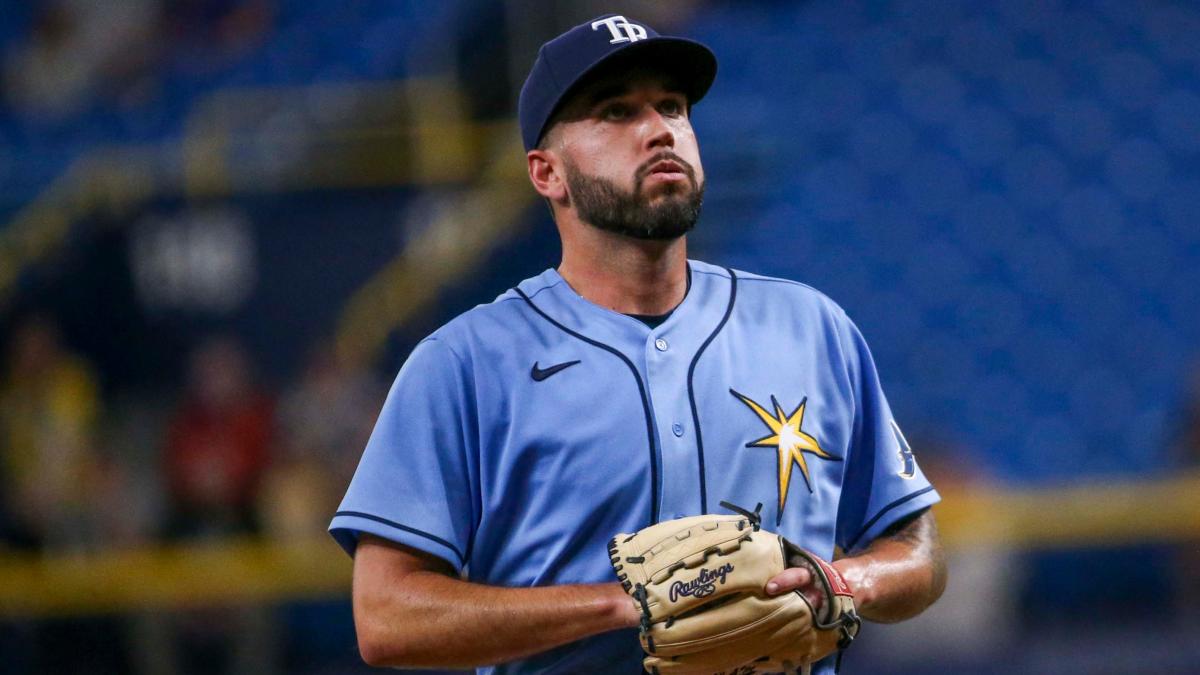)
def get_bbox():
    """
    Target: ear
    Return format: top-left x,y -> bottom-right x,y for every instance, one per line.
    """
527,149 -> 567,203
